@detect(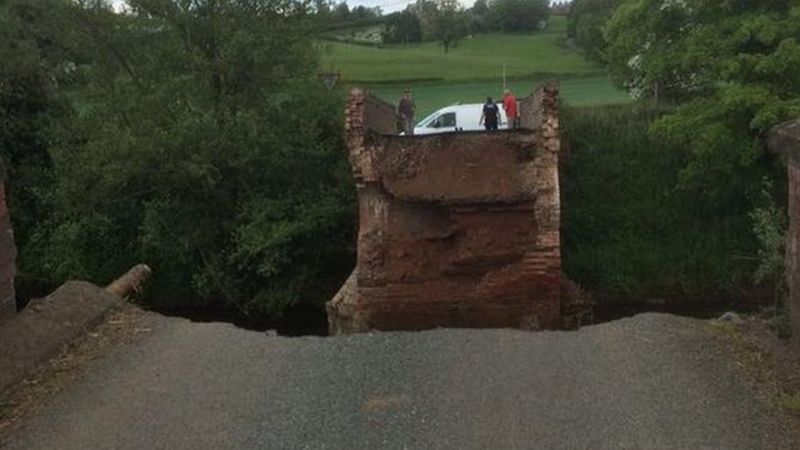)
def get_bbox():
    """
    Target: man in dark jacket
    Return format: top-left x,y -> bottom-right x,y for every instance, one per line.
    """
479,96 -> 499,131
398,89 -> 416,135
